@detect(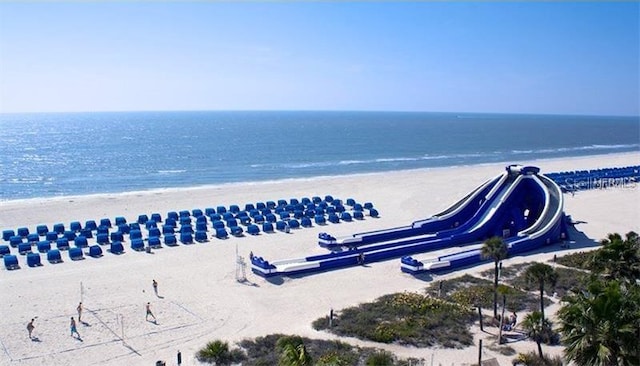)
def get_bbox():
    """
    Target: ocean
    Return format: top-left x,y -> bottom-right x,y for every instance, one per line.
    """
0,111 -> 638,201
